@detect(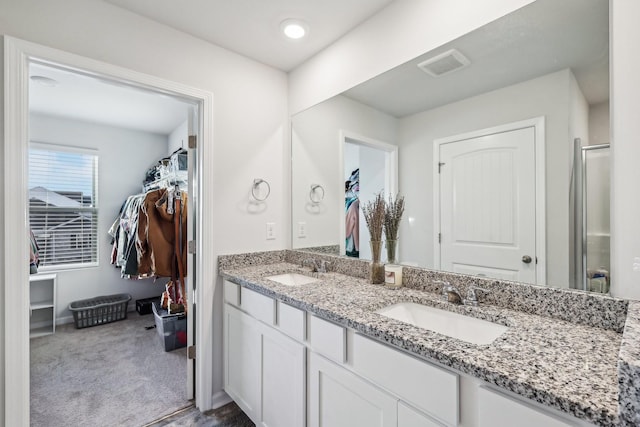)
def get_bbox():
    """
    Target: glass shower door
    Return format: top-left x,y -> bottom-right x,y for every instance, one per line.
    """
575,141 -> 610,292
